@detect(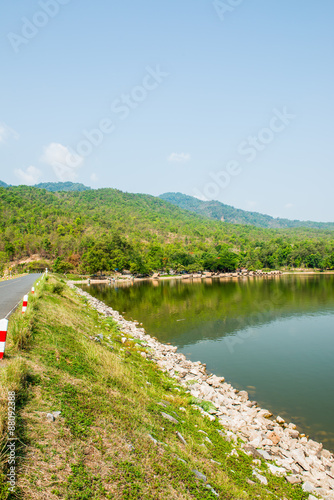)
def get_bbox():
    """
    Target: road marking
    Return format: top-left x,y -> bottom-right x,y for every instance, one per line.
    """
5,300 -> 22,320
0,277 -> 25,289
